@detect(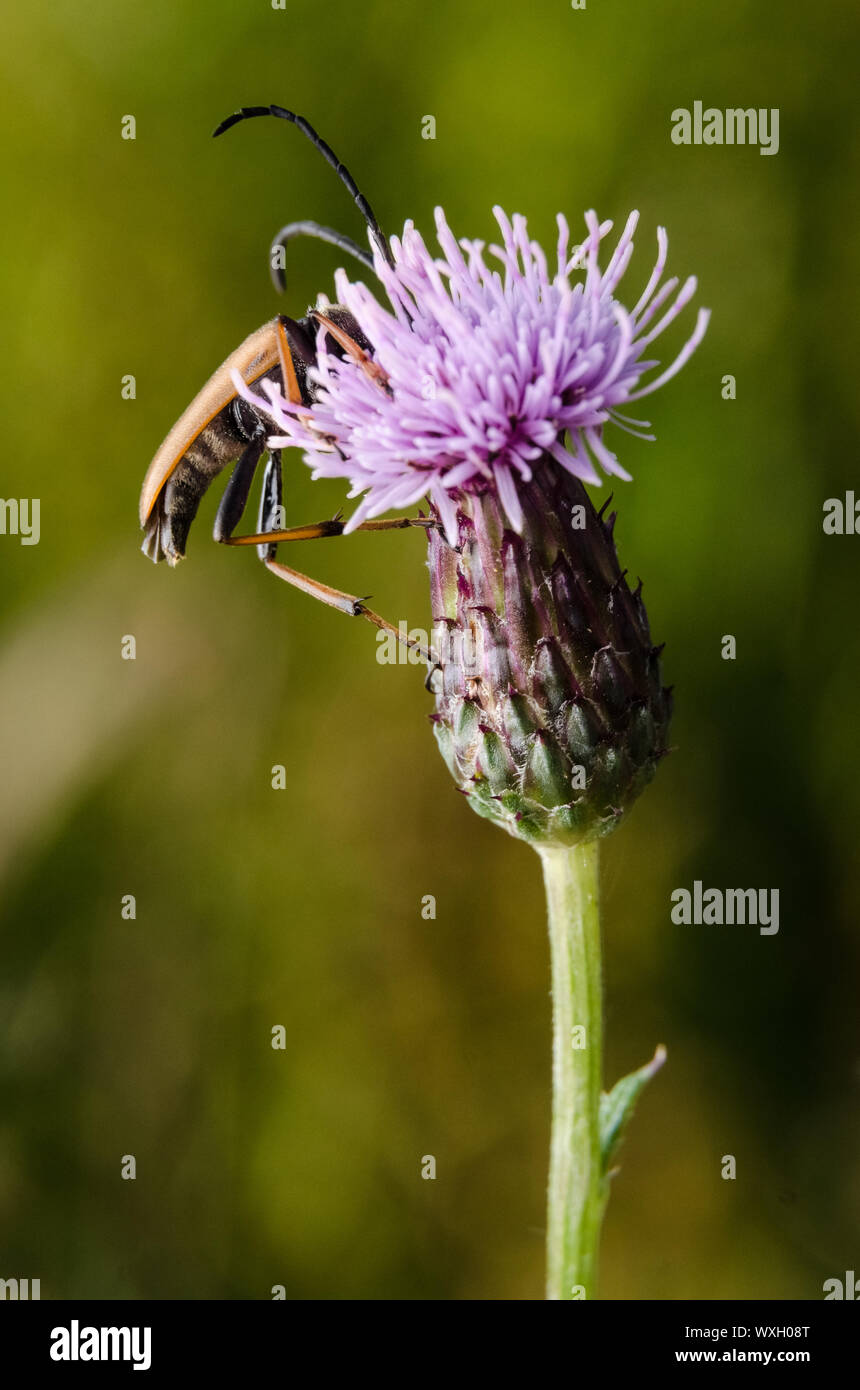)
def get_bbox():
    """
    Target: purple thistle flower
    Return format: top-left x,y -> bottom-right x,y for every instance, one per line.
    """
236,206 -> 709,544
